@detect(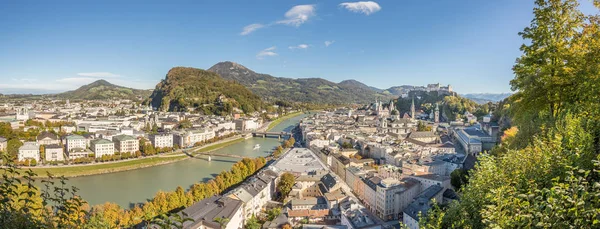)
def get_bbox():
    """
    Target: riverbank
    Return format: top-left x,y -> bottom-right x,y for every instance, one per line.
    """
21,136 -> 247,178
267,111 -> 304,131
